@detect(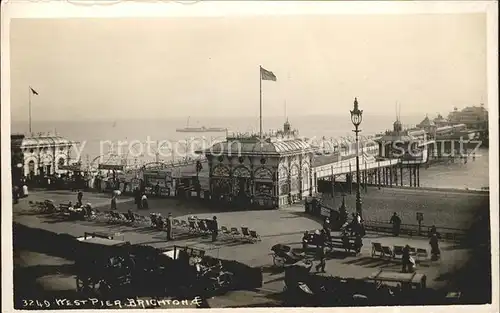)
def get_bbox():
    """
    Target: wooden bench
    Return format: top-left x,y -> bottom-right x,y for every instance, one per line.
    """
327,236 -> 357,254
58,202 -> 72,215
